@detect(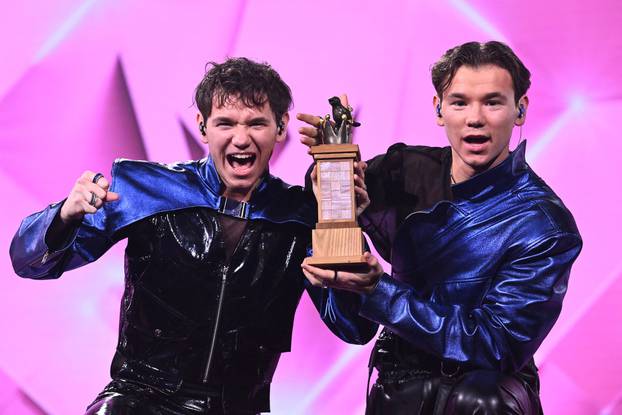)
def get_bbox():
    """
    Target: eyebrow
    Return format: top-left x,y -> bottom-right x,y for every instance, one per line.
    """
482,92 -> 507,100
246,116 -> 271,123
211,116 -> 235,123
446,93 -> 467,100
446,92 -> 507,100
211,116 -> 272,124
